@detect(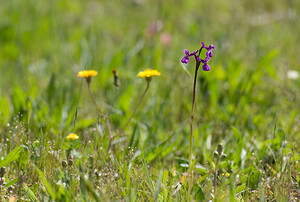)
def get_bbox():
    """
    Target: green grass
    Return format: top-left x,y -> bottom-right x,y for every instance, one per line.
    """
0,0 -> 299,201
